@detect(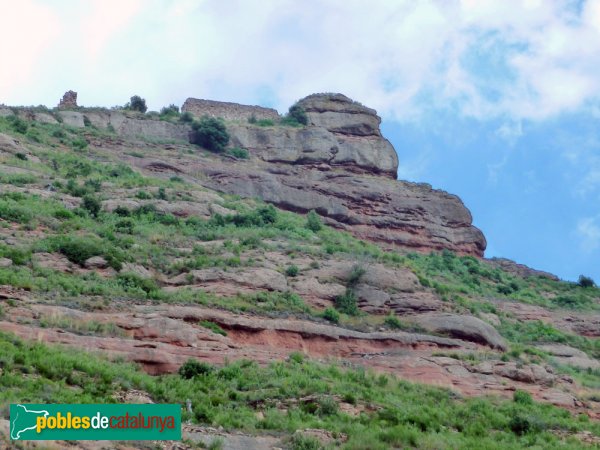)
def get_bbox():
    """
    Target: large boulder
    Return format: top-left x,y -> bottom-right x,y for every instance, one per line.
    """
297,93 -> 382,137
414,313 -> 507,350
